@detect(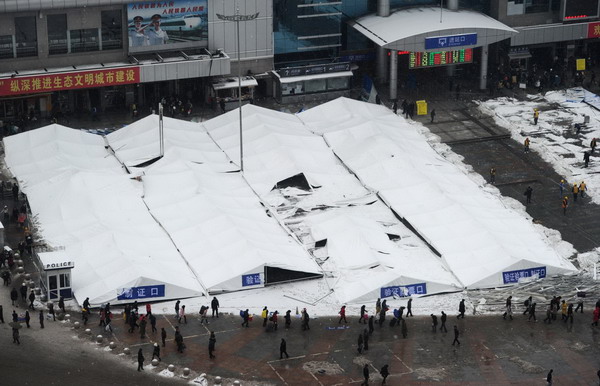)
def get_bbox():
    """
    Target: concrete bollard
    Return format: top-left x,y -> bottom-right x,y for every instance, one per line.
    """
64,314 -> 71,319
16,259 -> 23,267
34,287 -> 41,295
151,358 -> 159,366
213,375 -> 222,385
168,364 -> 175,372
85,328 -> 92,335
183,368 -> 190,376
28,280 -> 35,288
233,381 -> 241,386
40,294 -> 47,302
96,335 -> 103,343
123,347 -> 131,355
109,341 -> 117,349
24,273 -> 31,280
73,321 -> 80,329
56,313 -> 64,321
16,266 -> 24,274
